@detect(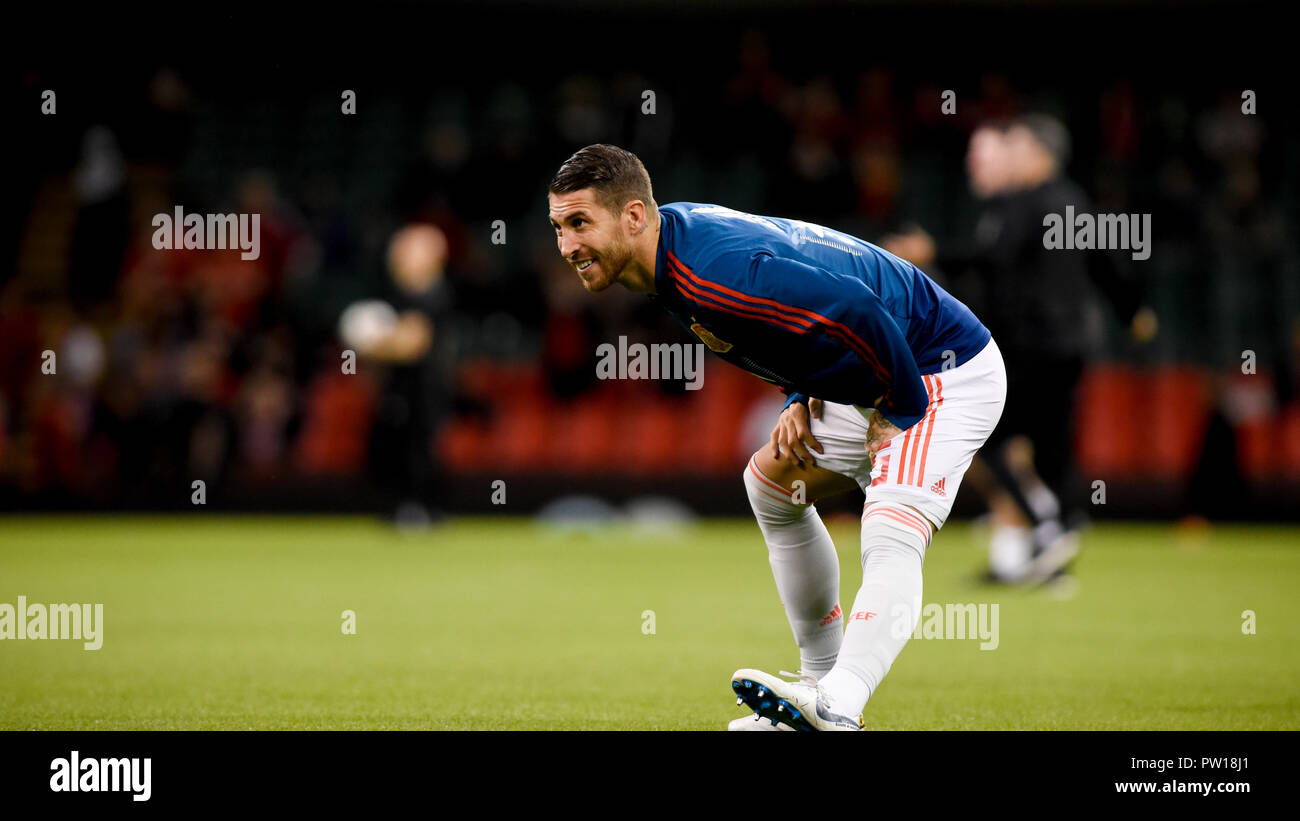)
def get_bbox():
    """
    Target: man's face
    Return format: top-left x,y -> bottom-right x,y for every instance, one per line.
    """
1002,125 -> 1054,184
966,127 -> 1010,198
548,189 -> 635,293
